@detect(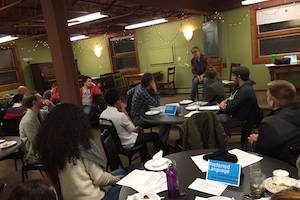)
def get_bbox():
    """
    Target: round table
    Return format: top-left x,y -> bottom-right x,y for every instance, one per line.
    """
119,149 -> 298,200
0,136 -> 23,160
